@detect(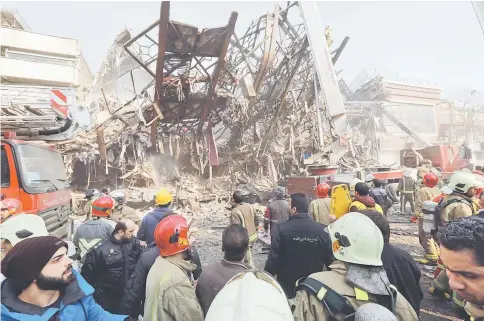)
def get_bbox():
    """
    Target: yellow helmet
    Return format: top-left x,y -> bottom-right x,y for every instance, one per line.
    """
155,189 -> 173,205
